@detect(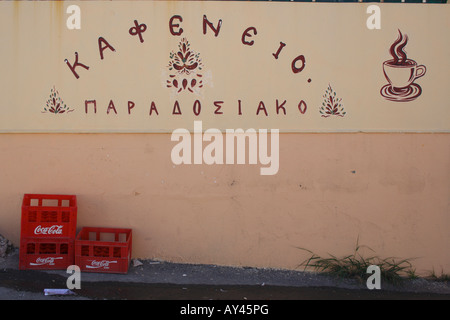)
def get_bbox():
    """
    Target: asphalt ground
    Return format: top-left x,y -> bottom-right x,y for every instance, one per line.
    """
1,250 -> 449,307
